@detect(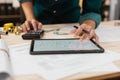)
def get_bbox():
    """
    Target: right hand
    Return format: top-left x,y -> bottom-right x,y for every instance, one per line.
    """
21,19 -> 42,32
70,23 -> 99,44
